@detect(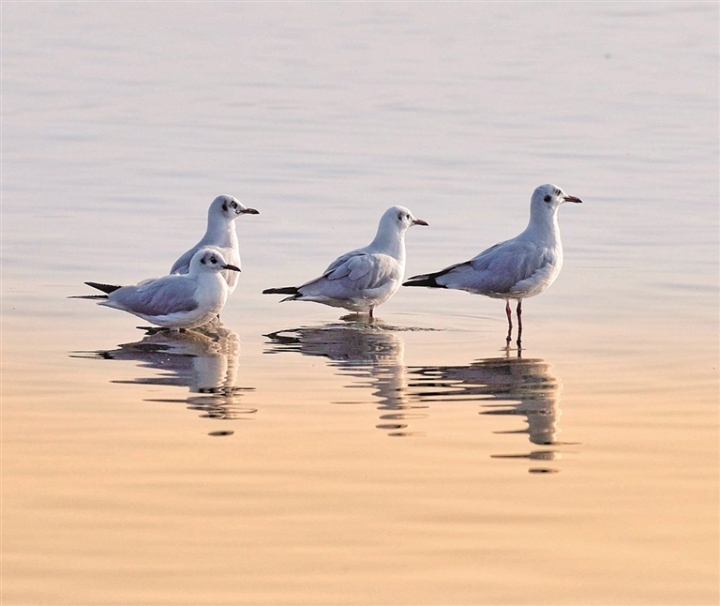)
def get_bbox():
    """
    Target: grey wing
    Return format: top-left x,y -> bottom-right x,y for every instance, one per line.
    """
326,252 -> 394,288
438,240 -> 555,295
300,252 -> 394,297
109,276 -> 199,316
320,248 -> 364,277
